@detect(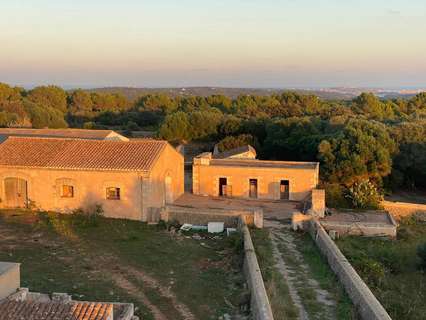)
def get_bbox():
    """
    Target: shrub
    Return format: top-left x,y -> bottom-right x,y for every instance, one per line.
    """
72,204 -> 104,228
356,257 -> 385,286
324,183 -> 351,208
345,180 -> 383,209
417,242 -> 426,270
